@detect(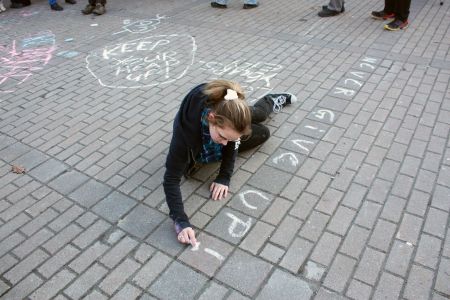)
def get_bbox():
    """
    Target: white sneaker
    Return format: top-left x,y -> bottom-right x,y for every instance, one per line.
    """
266,93 -> 298,113
0,3 -> 6,12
